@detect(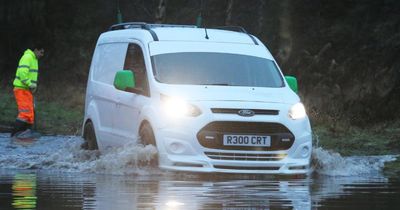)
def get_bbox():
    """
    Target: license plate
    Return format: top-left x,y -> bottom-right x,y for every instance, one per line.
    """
223,134 -> 271,147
